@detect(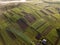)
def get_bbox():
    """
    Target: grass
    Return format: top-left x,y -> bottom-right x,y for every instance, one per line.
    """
0,3 -> 60,45
46,28 -> 58,44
